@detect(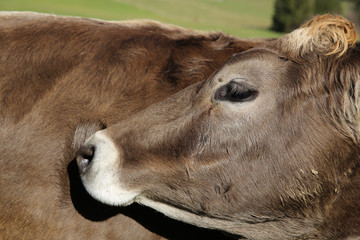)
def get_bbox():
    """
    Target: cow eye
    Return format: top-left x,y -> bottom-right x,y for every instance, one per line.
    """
215,80 -> 258,102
